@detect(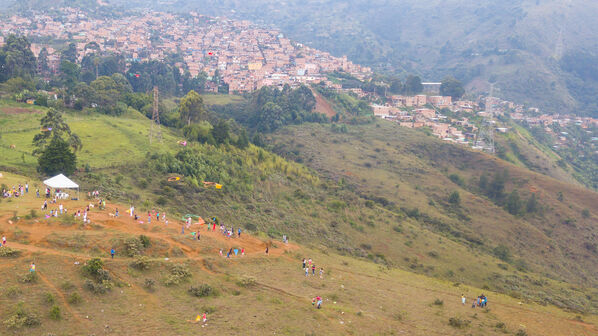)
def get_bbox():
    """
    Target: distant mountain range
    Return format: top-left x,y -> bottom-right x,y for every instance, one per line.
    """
4,0 -> 598,116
